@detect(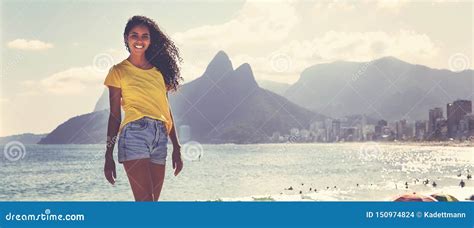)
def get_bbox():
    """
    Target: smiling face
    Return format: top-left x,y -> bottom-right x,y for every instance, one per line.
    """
125,25 -> 151,55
